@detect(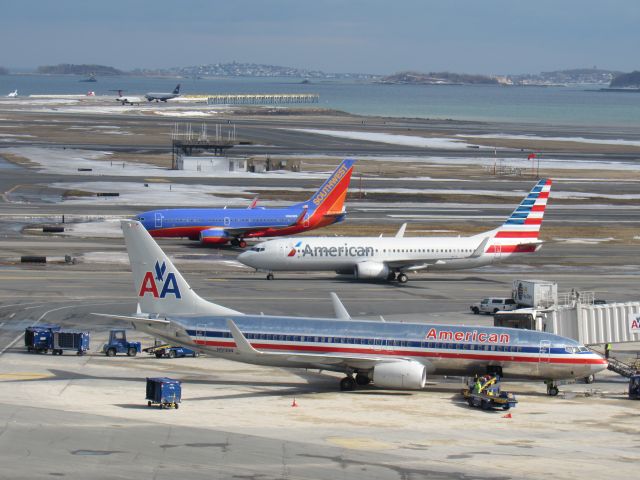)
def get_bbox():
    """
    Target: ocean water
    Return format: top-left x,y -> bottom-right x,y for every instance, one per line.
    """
1,74 -> 639,127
